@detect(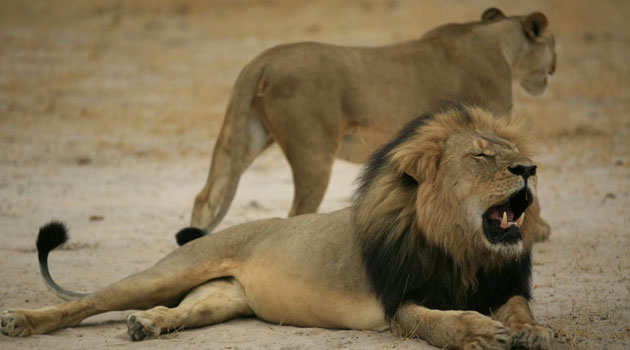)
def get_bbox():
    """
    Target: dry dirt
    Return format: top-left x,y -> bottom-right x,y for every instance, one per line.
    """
0,1 -> 629,349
